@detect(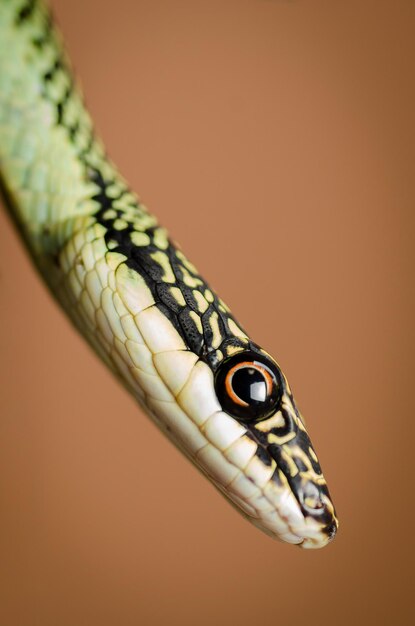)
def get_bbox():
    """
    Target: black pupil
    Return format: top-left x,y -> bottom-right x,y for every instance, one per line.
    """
232,367 -> 268,404
214,350 -> 282,422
